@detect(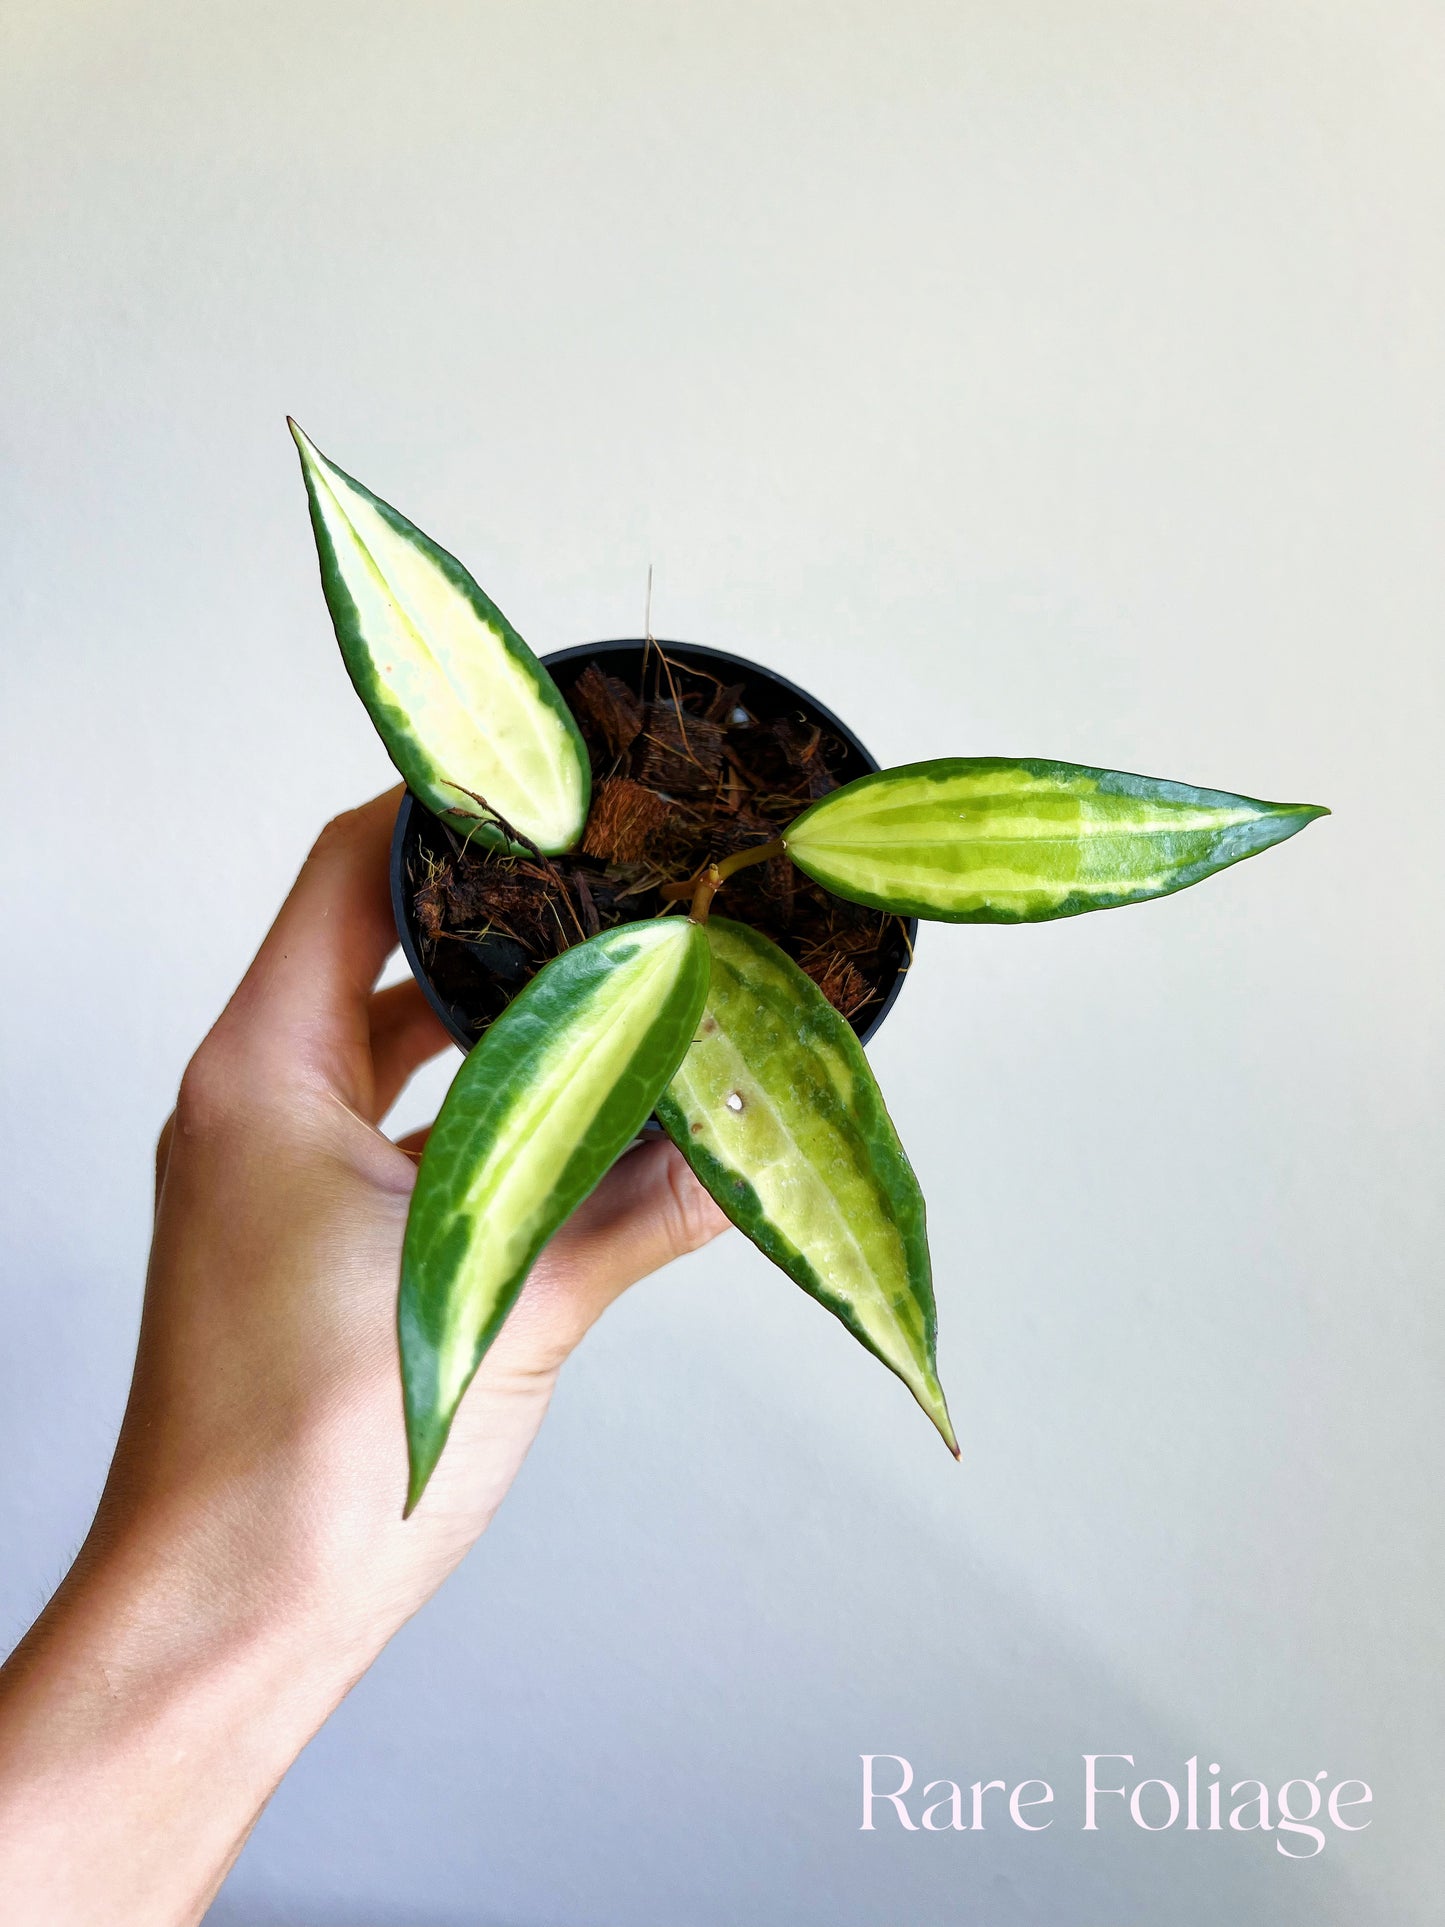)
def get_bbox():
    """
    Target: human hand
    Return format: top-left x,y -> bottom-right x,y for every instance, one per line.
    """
120,784 -> 727,1650
0,788 -> 726,1926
